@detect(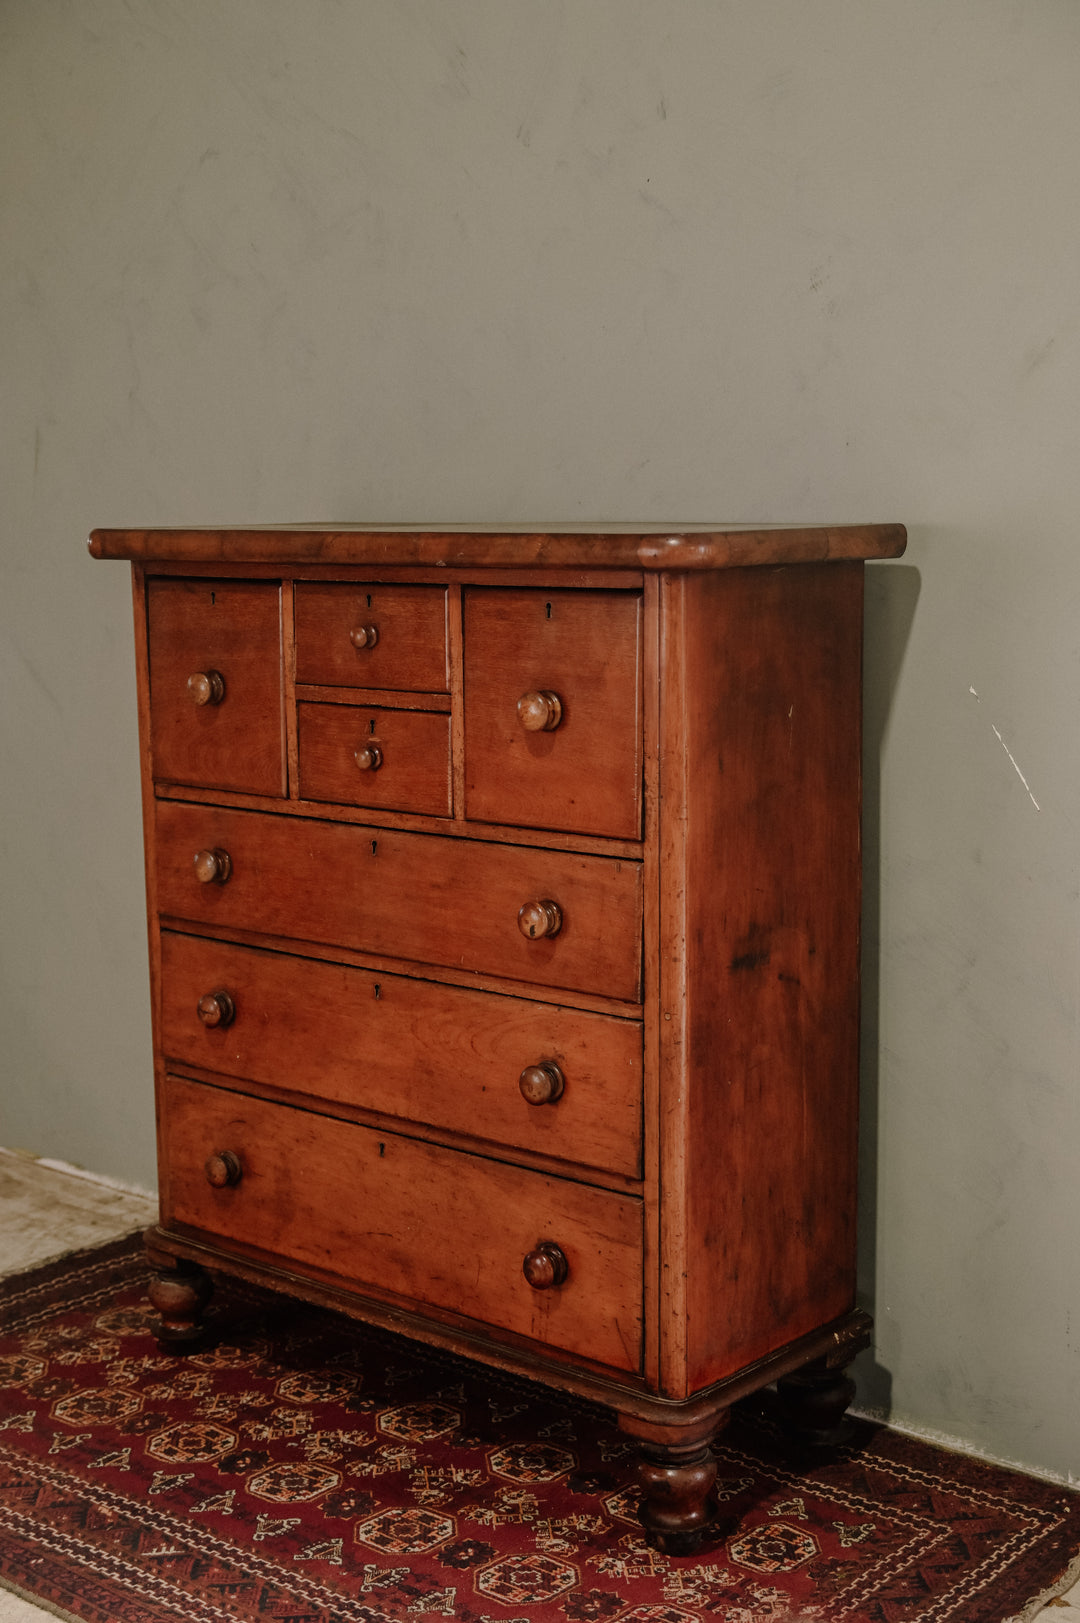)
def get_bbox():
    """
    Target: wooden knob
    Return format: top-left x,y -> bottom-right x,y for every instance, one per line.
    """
187,670 -> 225,706
354,744 -> 383,772
197,991 -> 235,1028
517,690 -> 562,732
205,1150 -> 242,1188
193,848 -> 231,885
518,899 -> 562,940
522,1241 -> 568,1290
349,625 -> 379,650
519,1062 -> 564,1105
